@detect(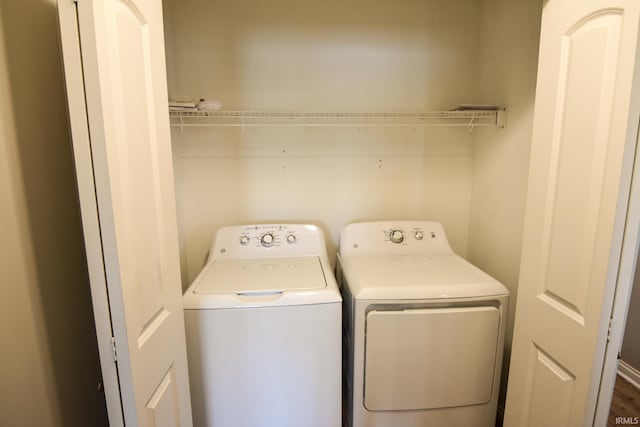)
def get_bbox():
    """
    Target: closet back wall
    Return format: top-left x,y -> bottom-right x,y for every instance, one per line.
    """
163,0 -> 483,284
468,0 -> 542,404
